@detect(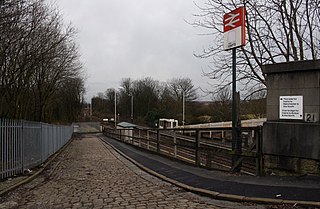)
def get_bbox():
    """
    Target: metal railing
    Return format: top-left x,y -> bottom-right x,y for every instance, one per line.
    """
72,122 -> 101,133
102,125 -> 264,176
0,118 -> 73,180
